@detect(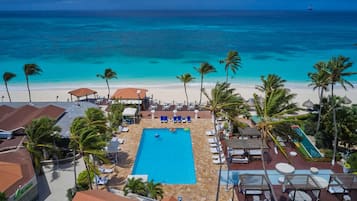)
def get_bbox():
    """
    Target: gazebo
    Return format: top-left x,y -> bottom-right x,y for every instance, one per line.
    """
68,88 -> 97,101
237,127 -> 261,138
238,174 -> 272,200
283,174 -> 322,201
122,107 -> 138,124
327,173 -> 357,198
